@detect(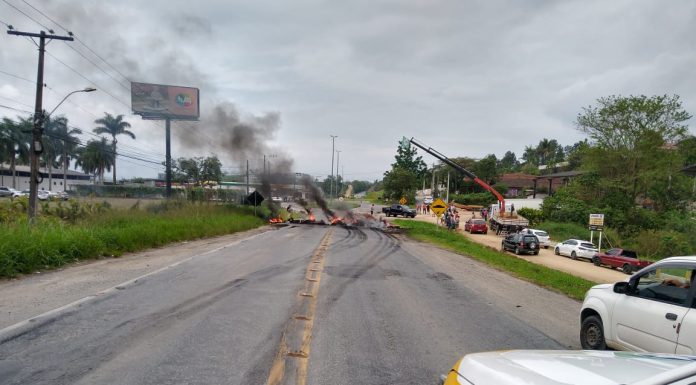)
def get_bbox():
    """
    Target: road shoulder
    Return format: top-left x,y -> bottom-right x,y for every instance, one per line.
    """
0,226 -> 273,329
